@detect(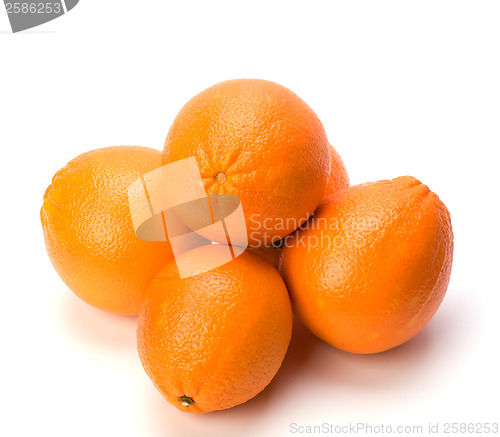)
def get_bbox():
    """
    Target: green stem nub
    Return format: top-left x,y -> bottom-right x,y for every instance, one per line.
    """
179,396 -> 194,407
